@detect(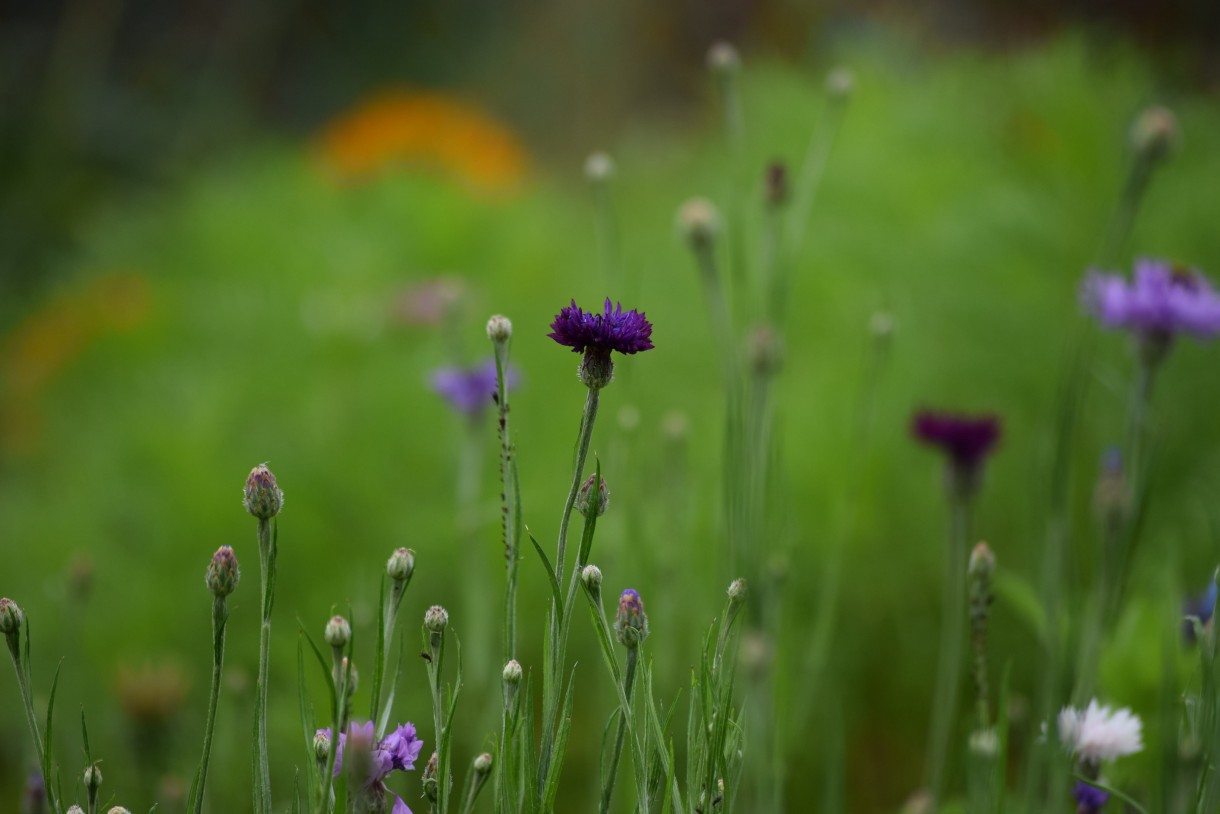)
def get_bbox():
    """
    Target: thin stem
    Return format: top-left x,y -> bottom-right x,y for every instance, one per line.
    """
459,767 -> 491,814
926,493 -> 971,806
7,639 -> 54,809
427,630 -> 449,813
317,663 -> 351,814
255,517 -> 275,814
192,597 -> 228,814
786,94 -> 848,263
555,388 -> 601,580
494,341 -> 521,663
599,647 -> 639,814
1096,155 -> 1152,269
